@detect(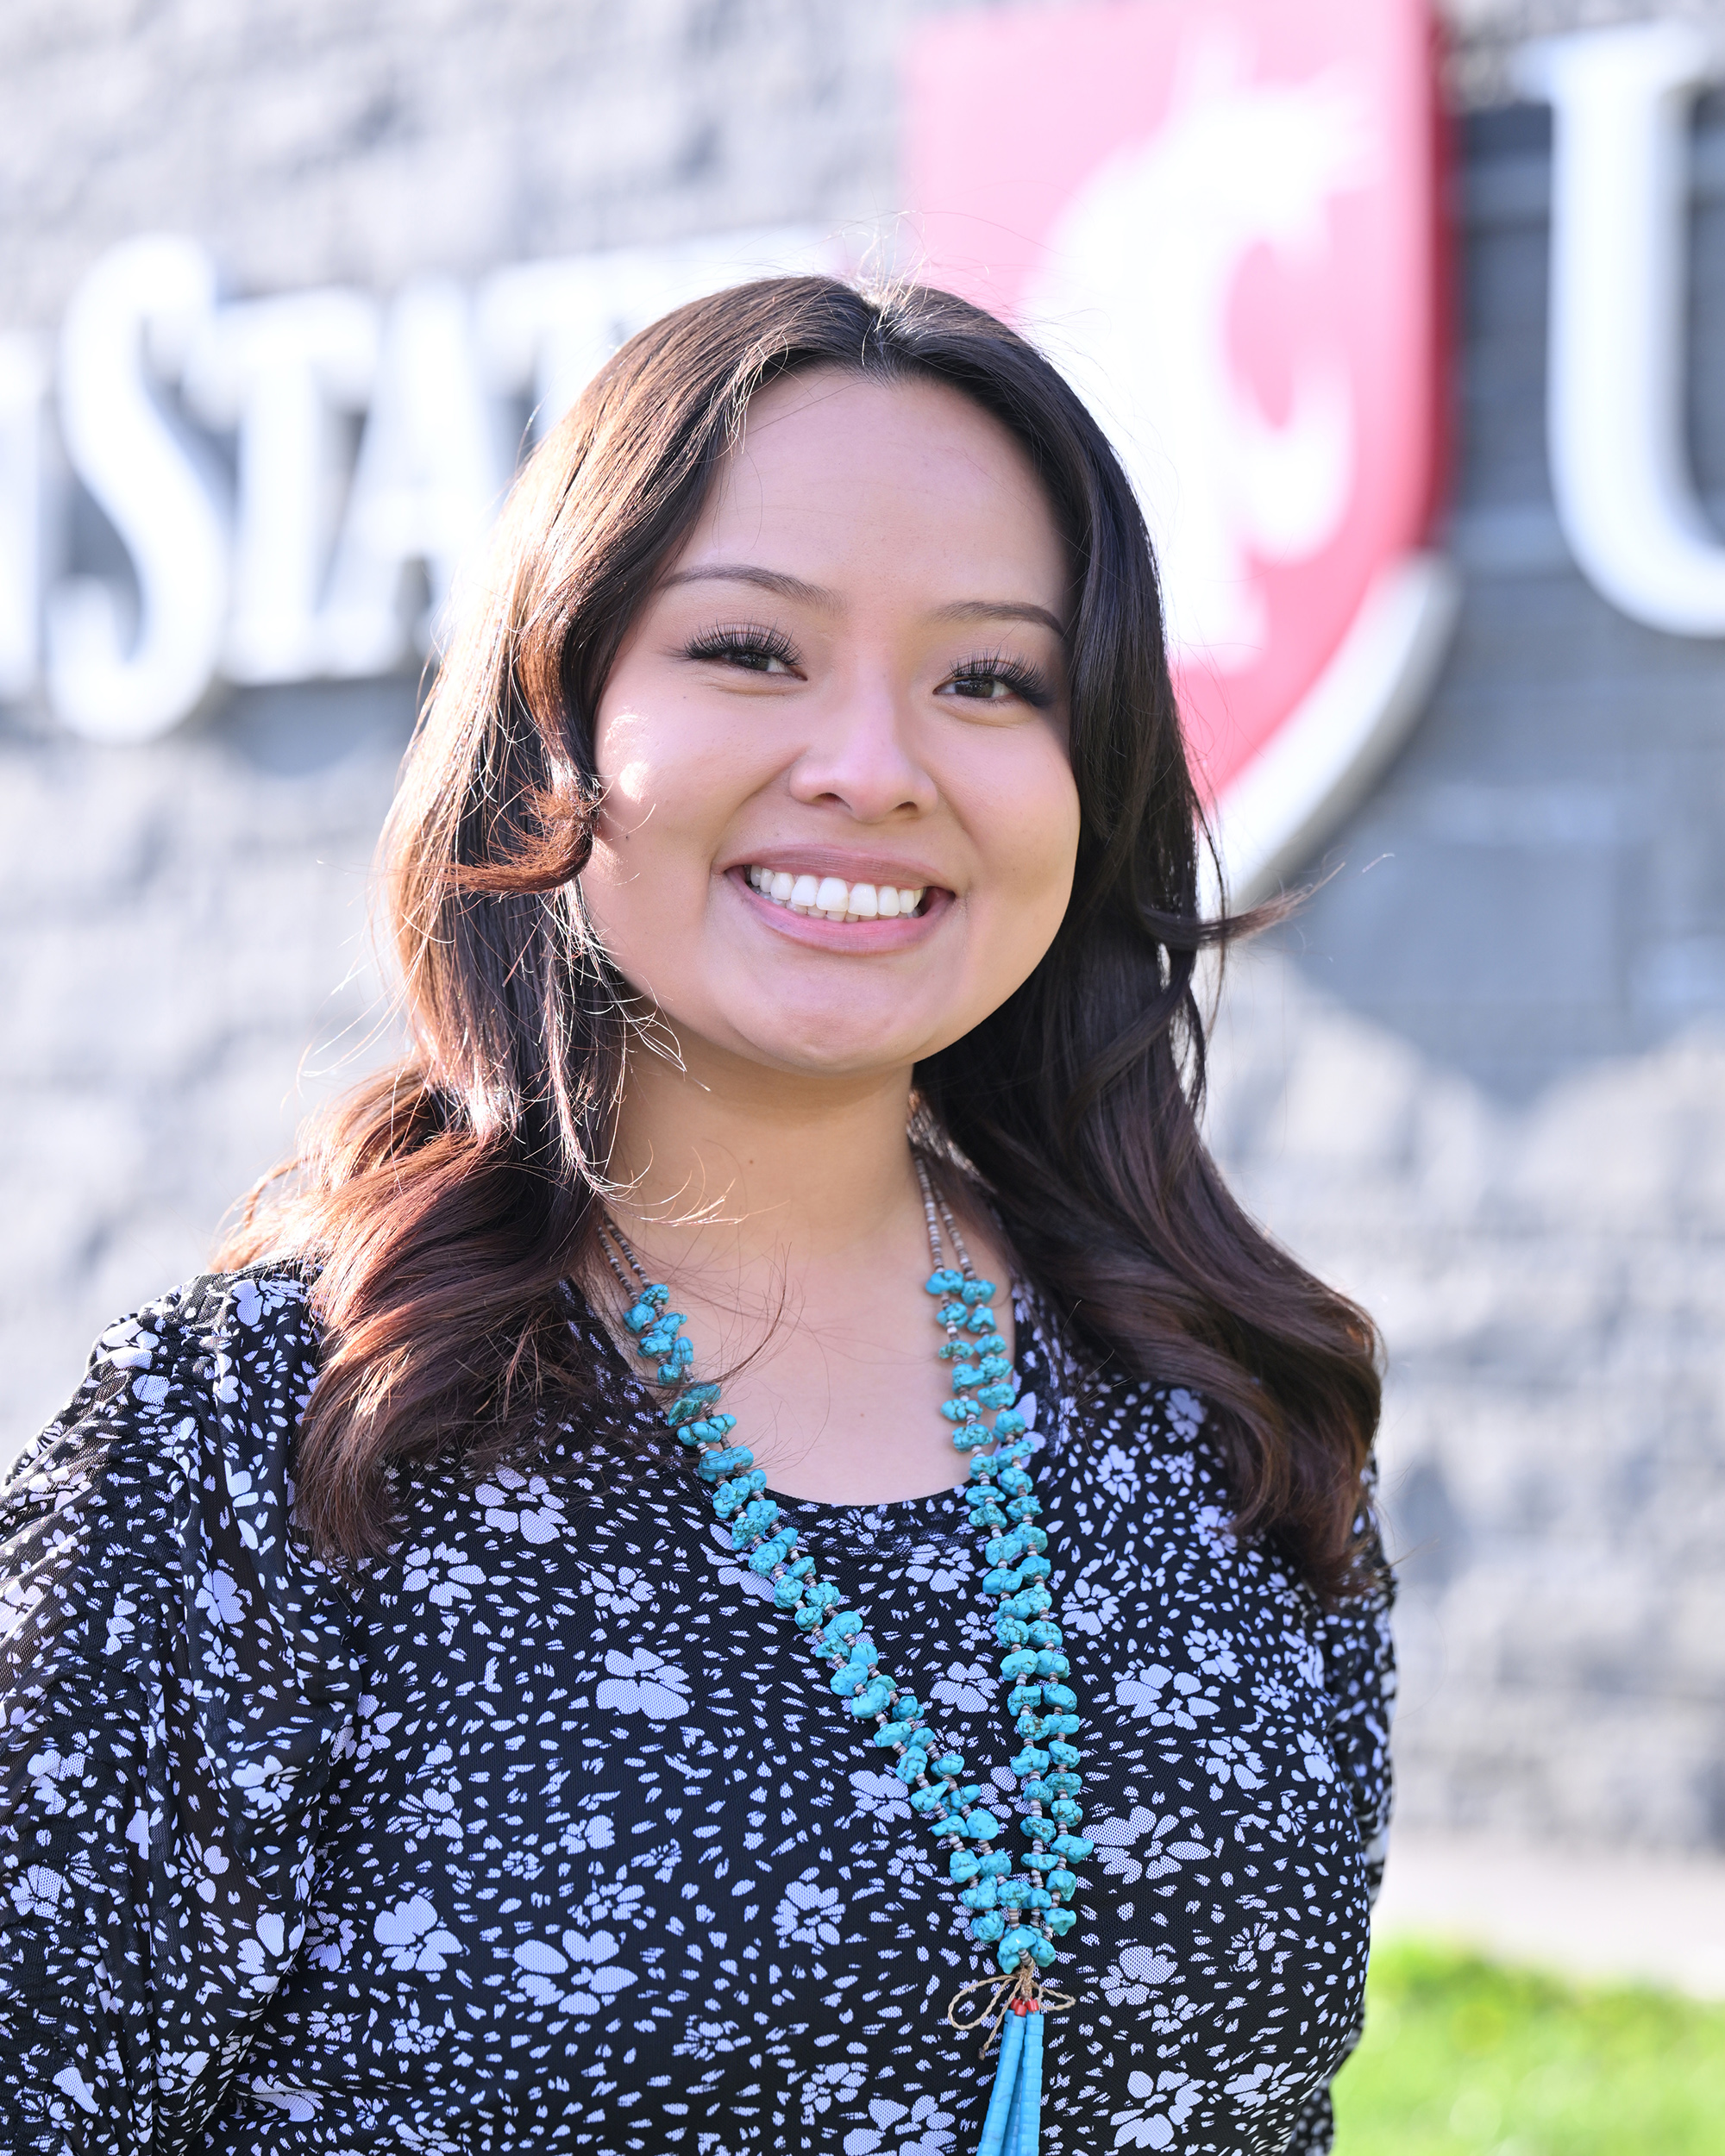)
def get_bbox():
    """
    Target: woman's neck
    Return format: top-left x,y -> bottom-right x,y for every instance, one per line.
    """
599,1034 -> 1011,1505
605,1036 -> 924,1269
